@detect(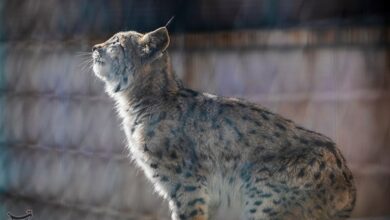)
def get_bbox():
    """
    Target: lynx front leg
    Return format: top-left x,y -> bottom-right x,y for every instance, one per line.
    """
168,183 -> 209,220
